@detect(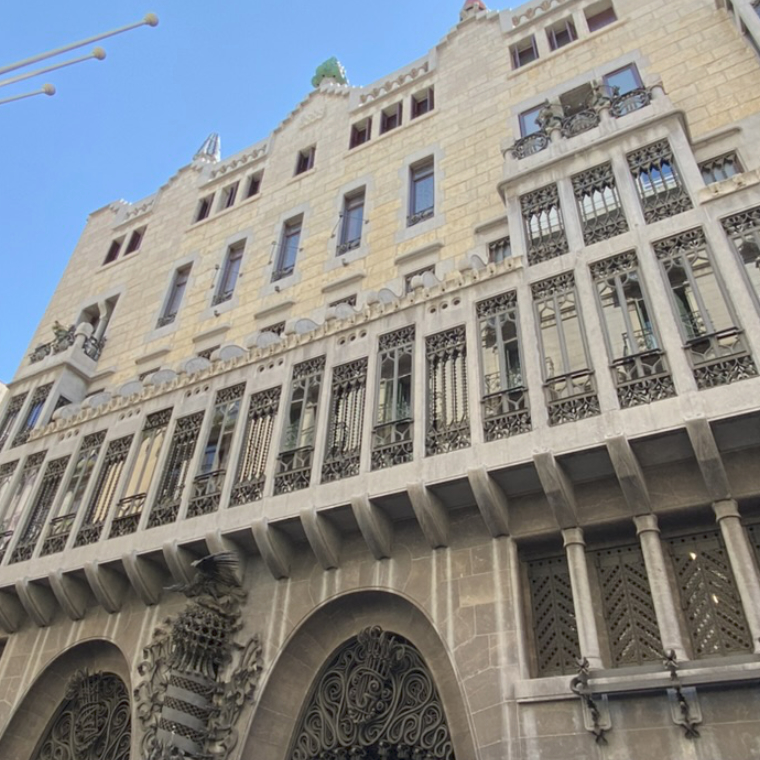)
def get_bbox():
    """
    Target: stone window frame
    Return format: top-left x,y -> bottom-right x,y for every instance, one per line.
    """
217,180 -> 239,212
396,145 -> 446,243
546,16 -> 578,51
123,226 -> 146,256
295,146 -> 316,176
244,170 -> 264,199
349,117 -> 372,149
212,241 -> 246,307
194,193 -> 215,223
585,0 -> 617,31
380,102 -> 403,134
510,35 -> 539,69
699,151 -> 744,185
411,86 -> 435,119
156,262 -> 193,330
